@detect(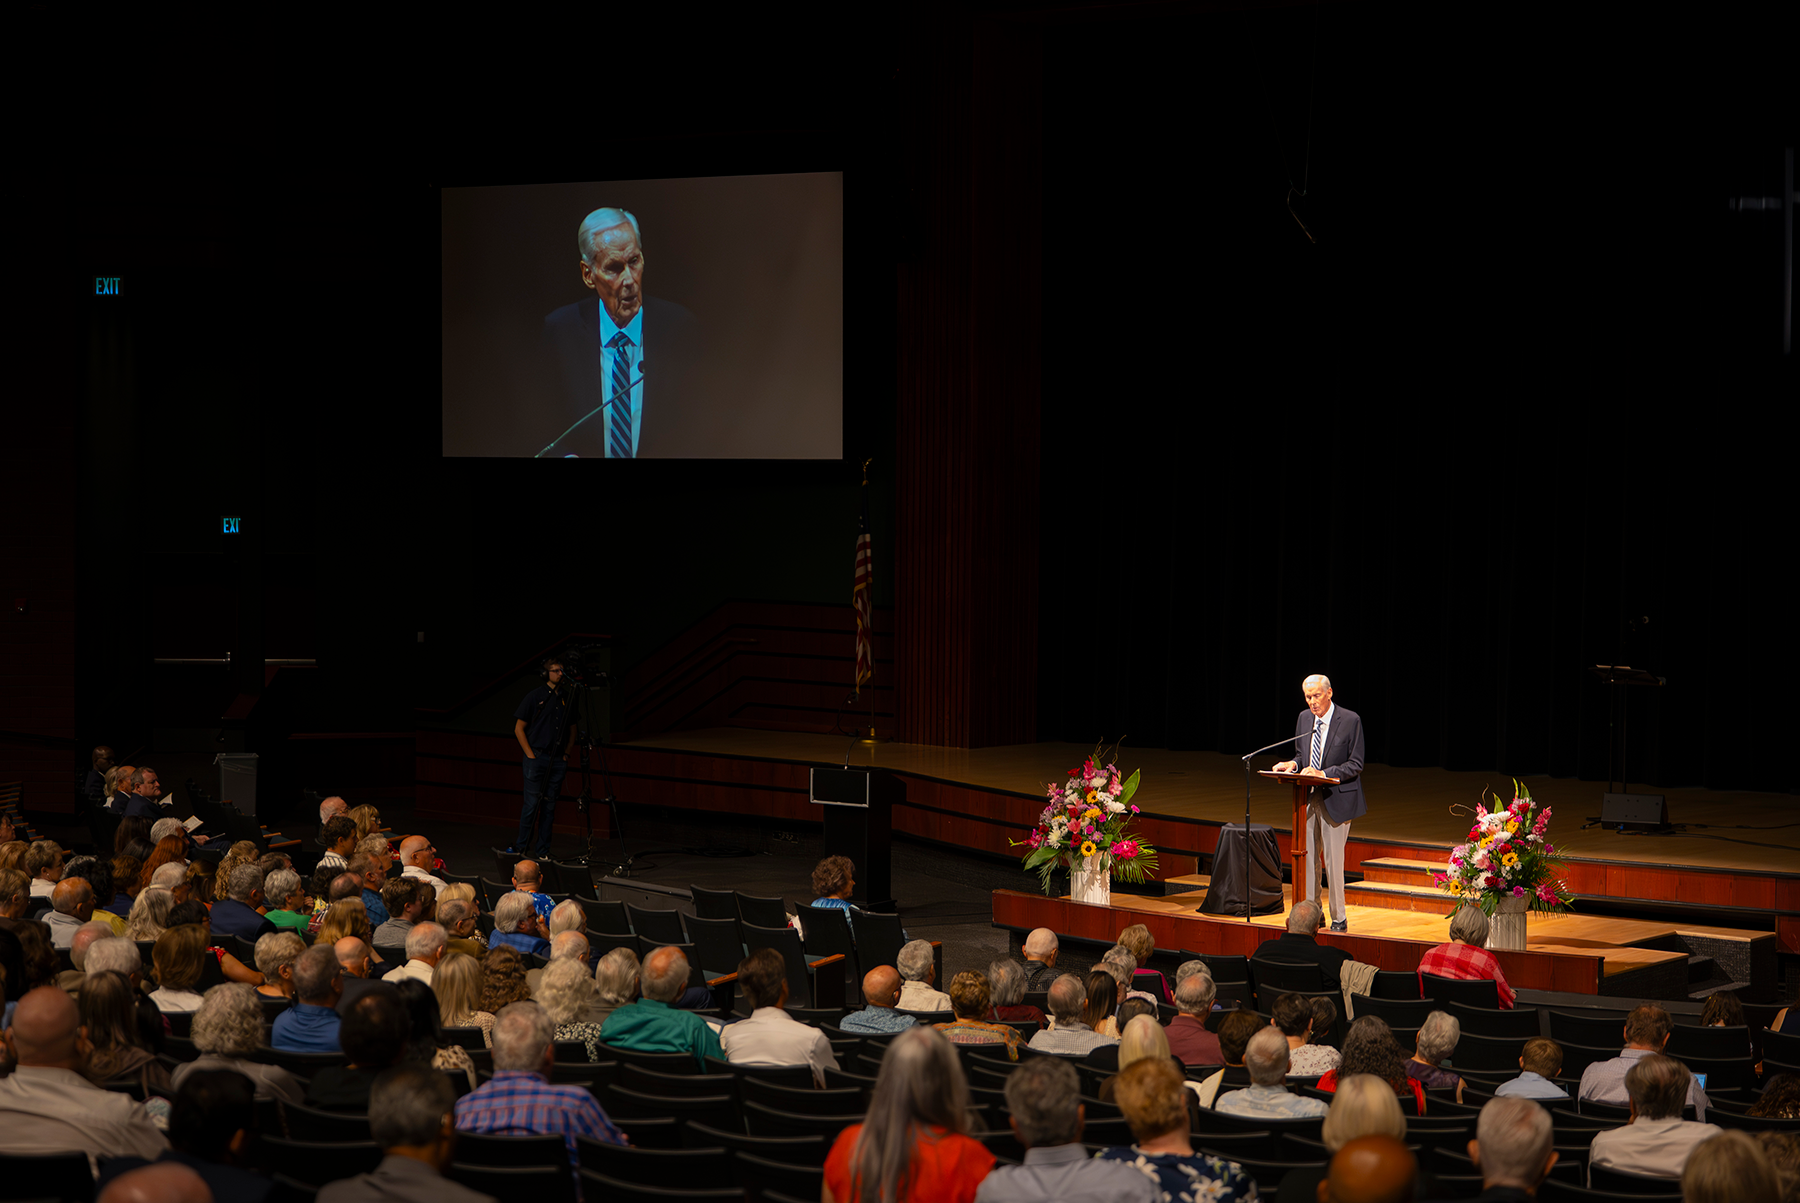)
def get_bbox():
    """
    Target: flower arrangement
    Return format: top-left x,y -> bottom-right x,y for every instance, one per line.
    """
1434,779 -> 1574,914
1014,745 -> 1159,895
